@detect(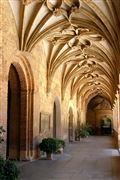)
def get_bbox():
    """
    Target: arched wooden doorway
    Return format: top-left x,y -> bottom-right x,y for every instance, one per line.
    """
7,65 -> 21,159
53,97 -> 61,138
68,107 -> 74,142
7,63 -> 33,160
